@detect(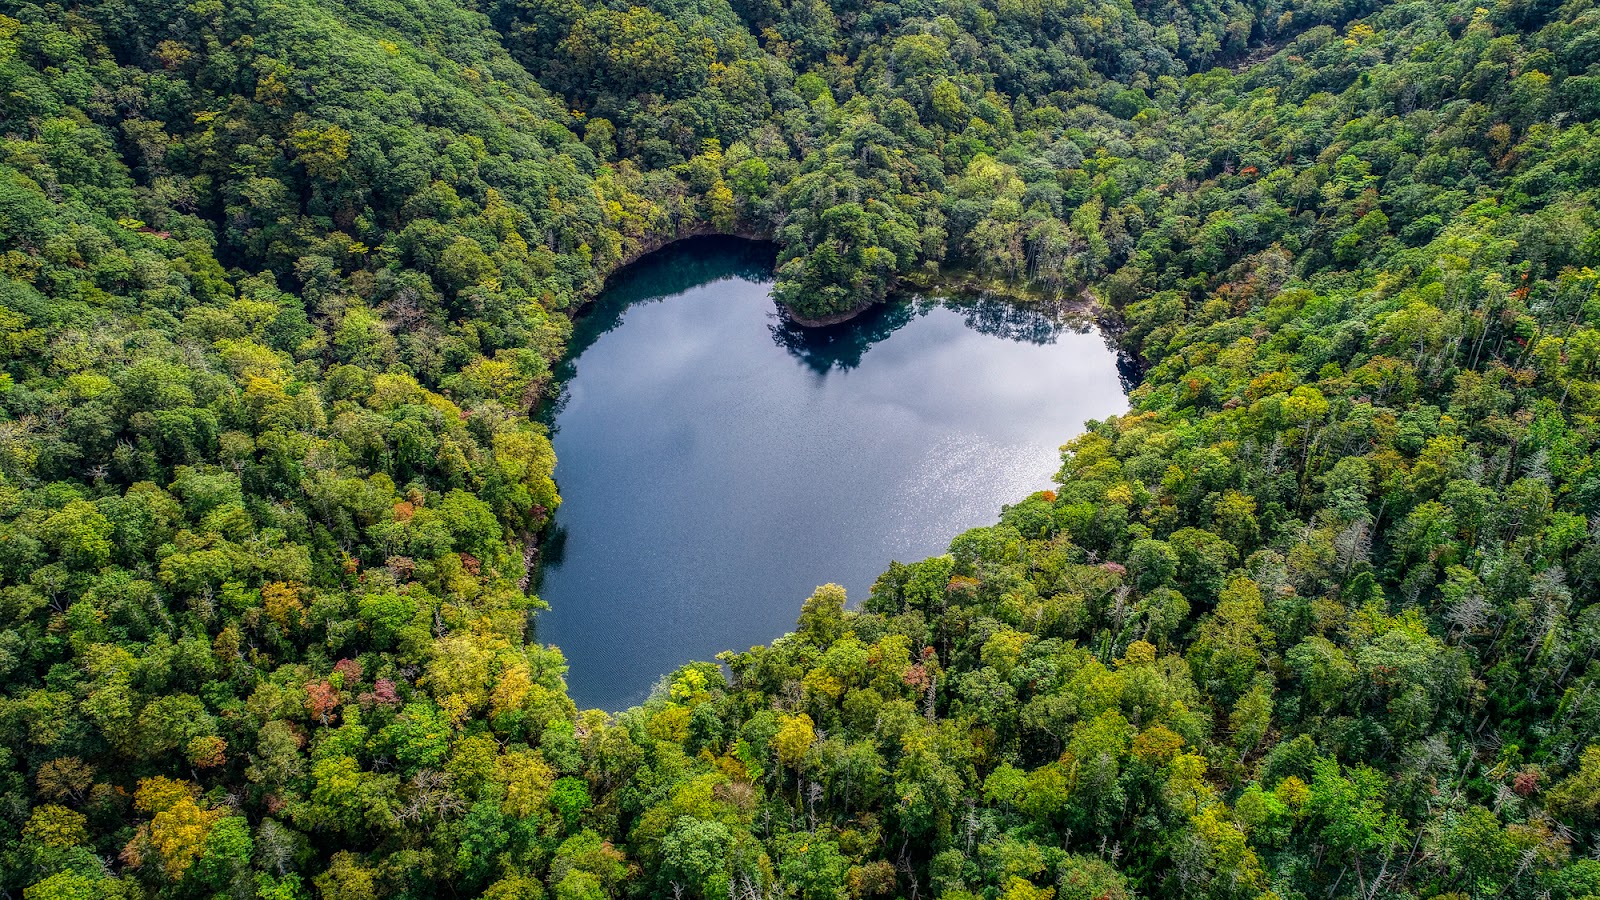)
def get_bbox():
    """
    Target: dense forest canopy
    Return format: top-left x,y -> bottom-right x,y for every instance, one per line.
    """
2,0 -> 1600,895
